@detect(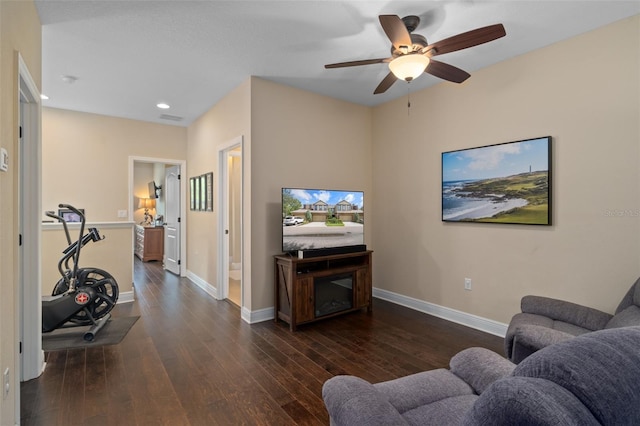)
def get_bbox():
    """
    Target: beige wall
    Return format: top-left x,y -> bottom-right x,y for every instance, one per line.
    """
0,0 -> 41,422
250,77 -> 373,311
42,107 -> 187,222
372,15 -> 640,324
186,77 -> 372,313
186,78 -> 251,305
